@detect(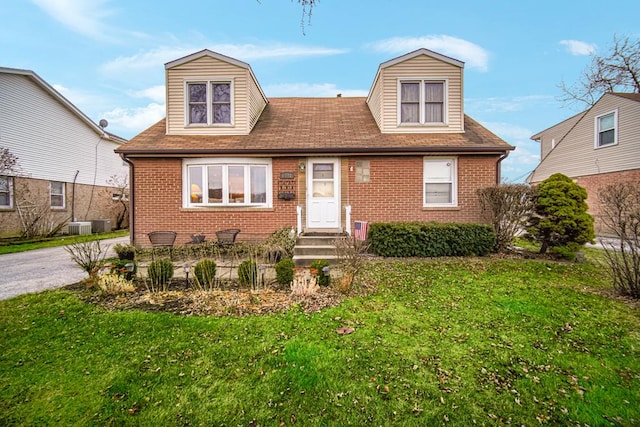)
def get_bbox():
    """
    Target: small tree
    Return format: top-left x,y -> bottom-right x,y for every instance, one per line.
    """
477,184 -> 536,252
526,173 -> 595,256
560,34 -> 640,108
105,174 -> 129,230
598,182 -> 640,298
